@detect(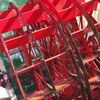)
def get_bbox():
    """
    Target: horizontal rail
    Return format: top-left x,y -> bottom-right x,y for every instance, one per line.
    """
0,22 -> 100,52
16,50 -> 99,76
0,26 -> 56,52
